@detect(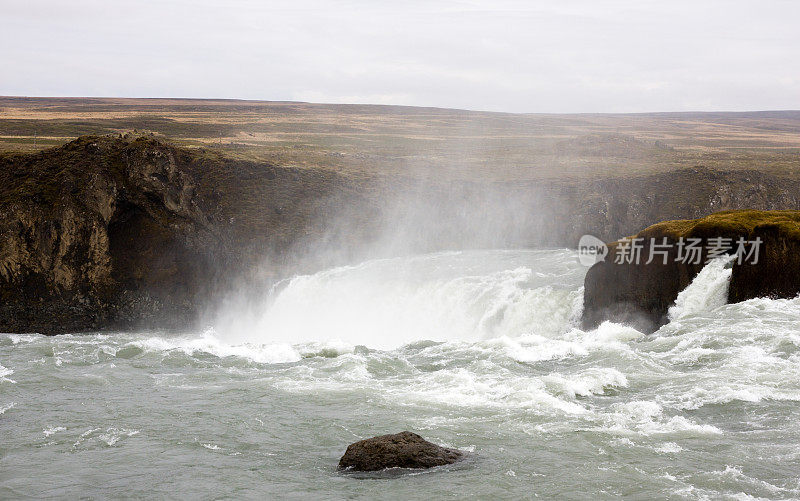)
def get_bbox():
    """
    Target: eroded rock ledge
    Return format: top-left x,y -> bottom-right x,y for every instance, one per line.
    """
582,210 -> 800,333
0,135 -> 225,333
